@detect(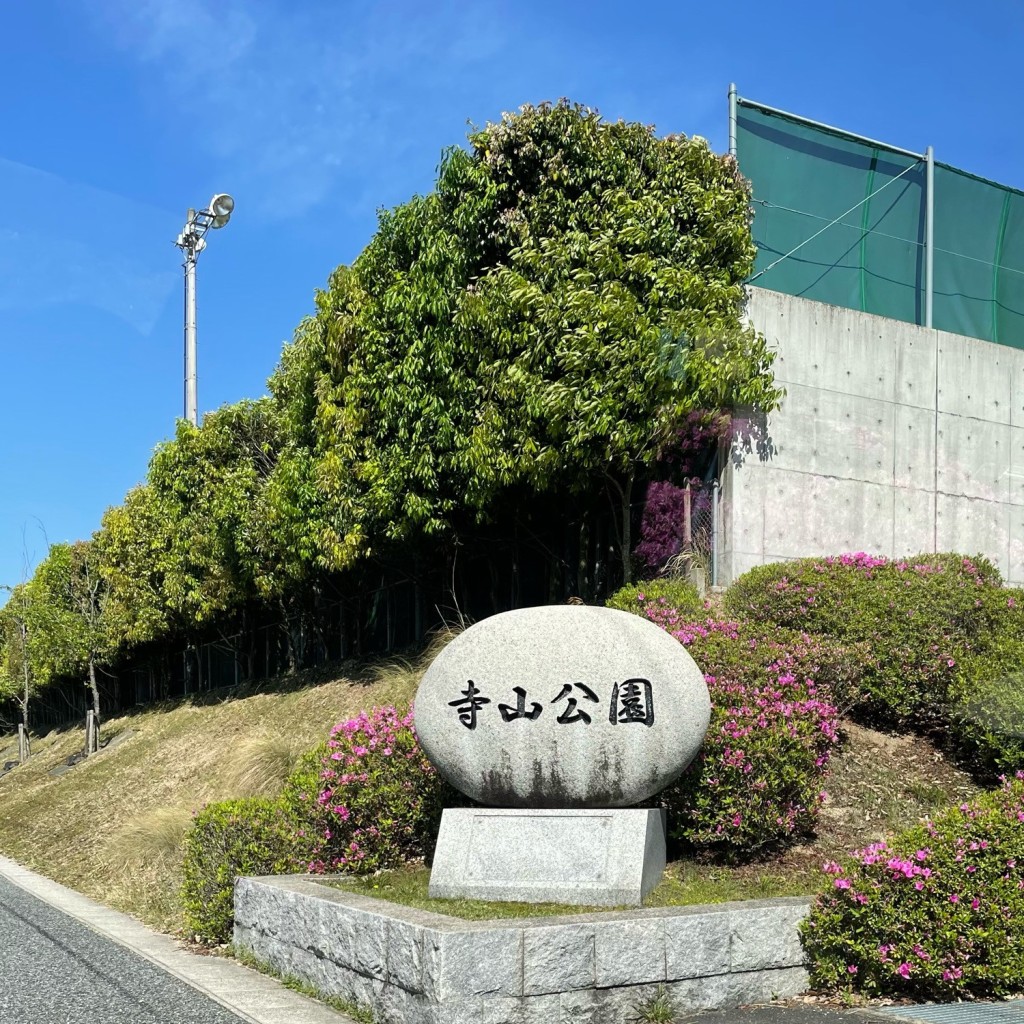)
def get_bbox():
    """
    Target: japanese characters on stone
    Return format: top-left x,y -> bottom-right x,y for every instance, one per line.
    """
450,678 -> 655,729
